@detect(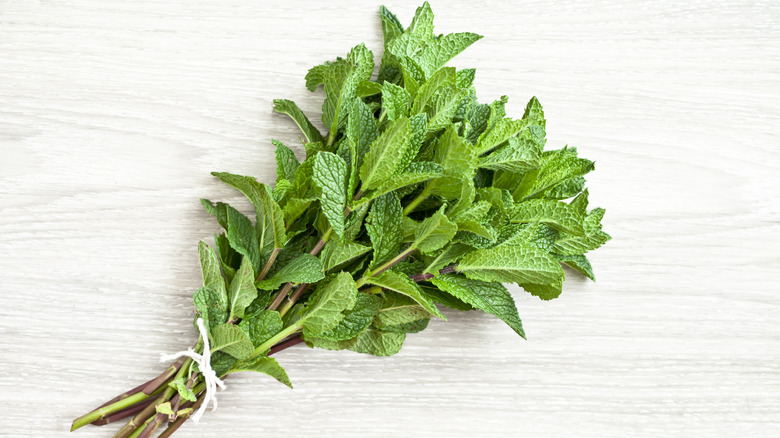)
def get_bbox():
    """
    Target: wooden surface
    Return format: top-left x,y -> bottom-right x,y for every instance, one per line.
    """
1,0 -> 779,436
